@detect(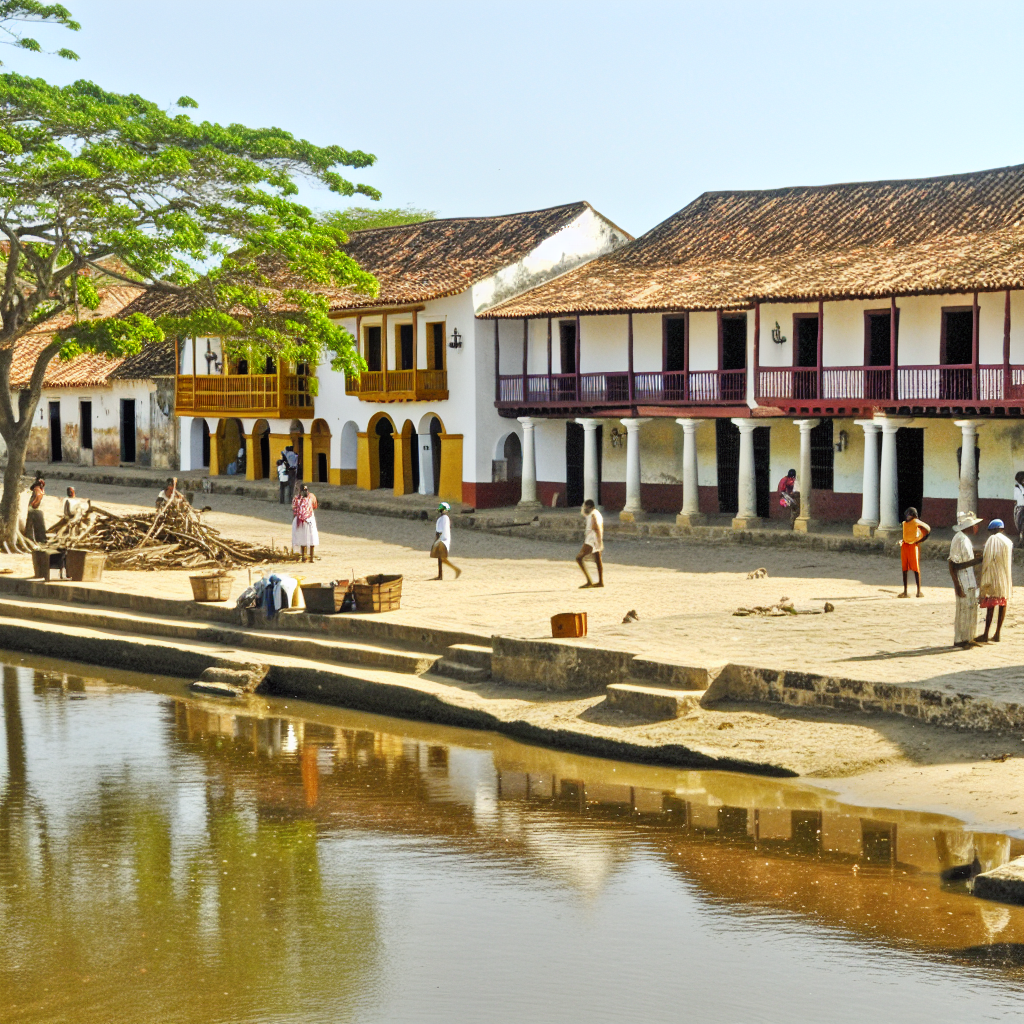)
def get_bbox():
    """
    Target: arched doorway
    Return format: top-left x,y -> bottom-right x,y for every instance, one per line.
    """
429,416 -> 442,496
339,421 -> 358,485
289,420 -> 305,481
402,420 -> 419,494
375,415 -> 395,489
190,418 -> 210,470
217,418 -> 244,476
251,419 -> 271,479
310,419 -> 331,483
